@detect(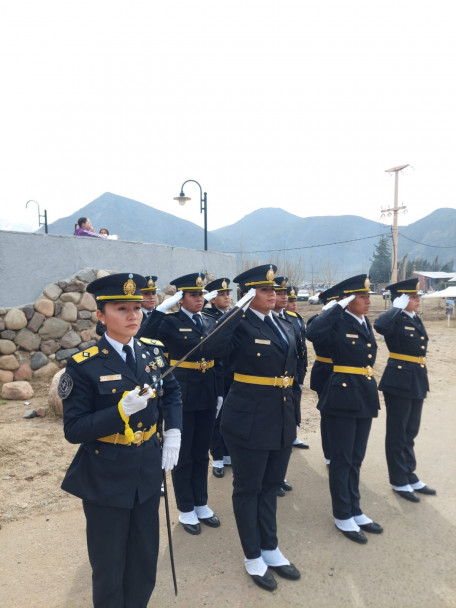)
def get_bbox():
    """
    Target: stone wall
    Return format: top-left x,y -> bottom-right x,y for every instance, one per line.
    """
1,269 -> 134,385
